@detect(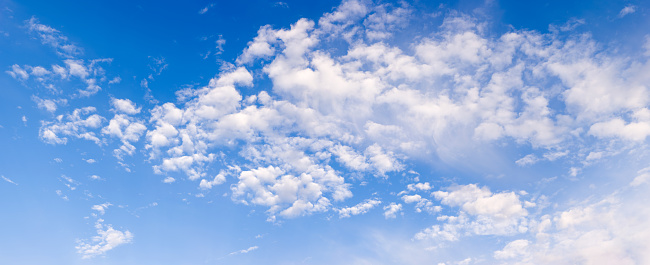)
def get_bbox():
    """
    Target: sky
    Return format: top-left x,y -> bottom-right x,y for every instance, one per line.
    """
1,0 -> 650,264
